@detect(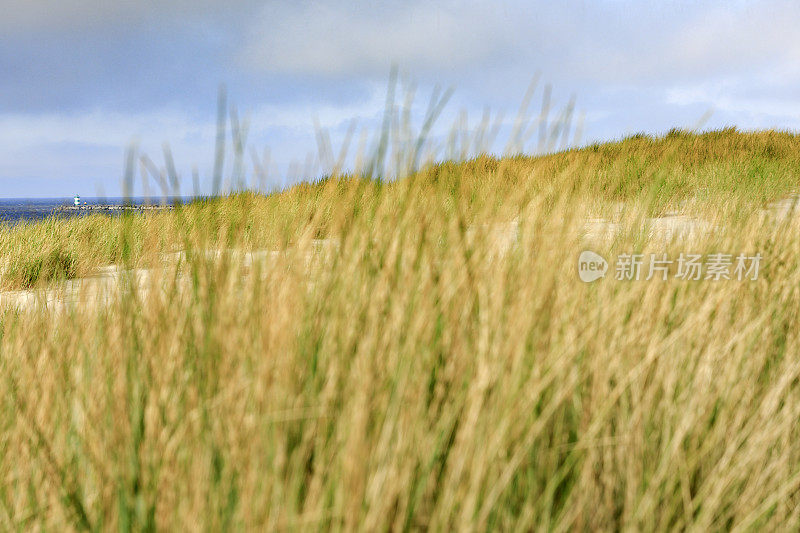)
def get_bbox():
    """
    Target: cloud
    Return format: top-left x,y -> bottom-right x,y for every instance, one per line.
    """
239,0 -> 524,77
0,82 -> 389,193
0,0 -> 263,34
4,0 -> 800,196
239,0 -> 800,91
619,1 -> 800,86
